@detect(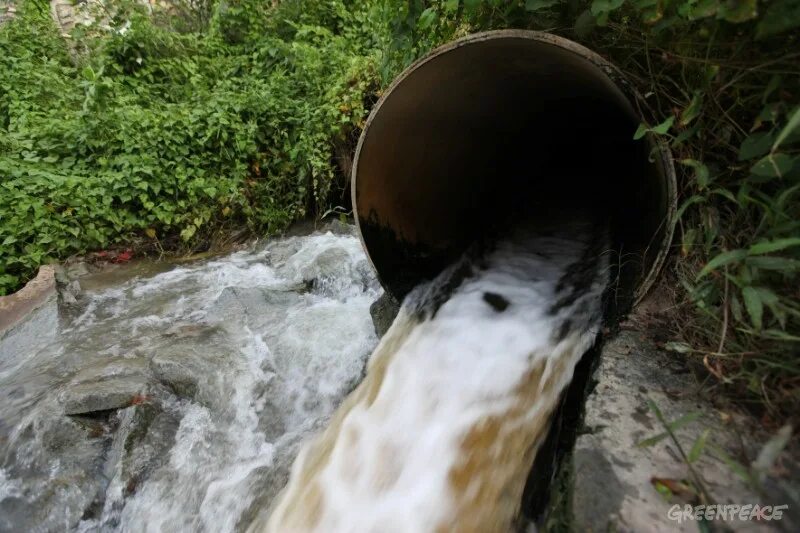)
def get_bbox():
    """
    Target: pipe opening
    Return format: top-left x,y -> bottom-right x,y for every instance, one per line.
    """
353,31 -> 675,314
